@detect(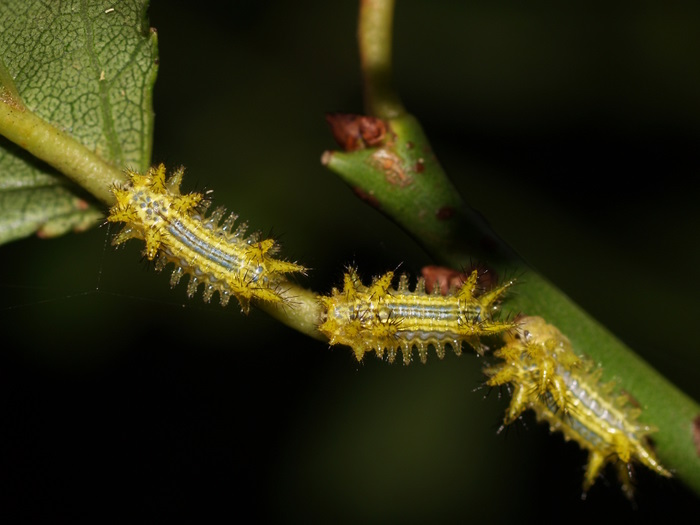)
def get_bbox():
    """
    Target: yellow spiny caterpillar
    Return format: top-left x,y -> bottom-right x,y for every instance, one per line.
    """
484,316 -> 671,497
318,267 -> 515,364
107,164 -> 306,313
